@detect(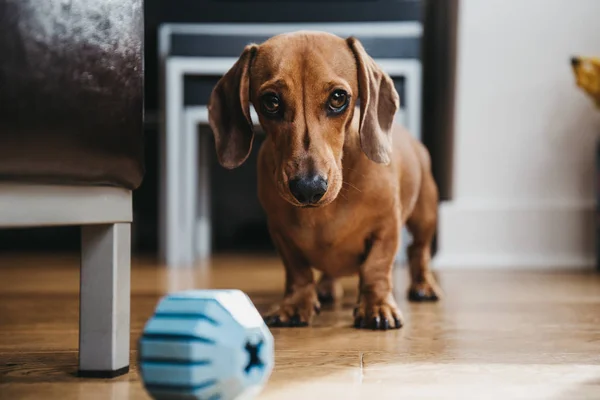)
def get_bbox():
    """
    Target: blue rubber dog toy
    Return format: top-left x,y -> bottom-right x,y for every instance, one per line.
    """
138,289 -> 274,400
